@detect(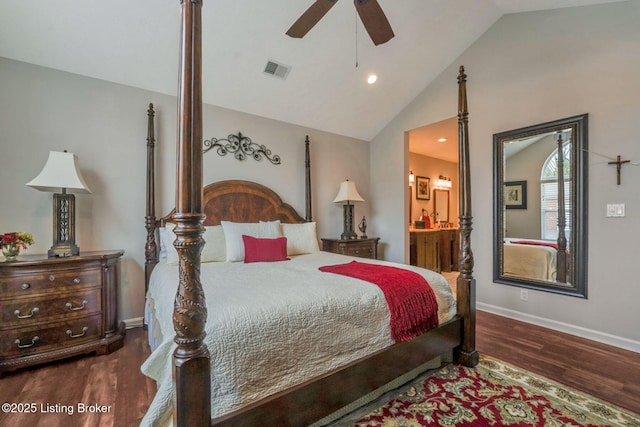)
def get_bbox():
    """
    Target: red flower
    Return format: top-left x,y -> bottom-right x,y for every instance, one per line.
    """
2,233 -> 17,244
